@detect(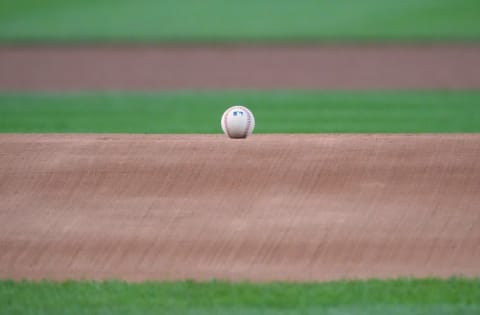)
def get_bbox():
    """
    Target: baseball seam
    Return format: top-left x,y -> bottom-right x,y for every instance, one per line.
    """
223,107 -> 235,138
243,108 -> 252,138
